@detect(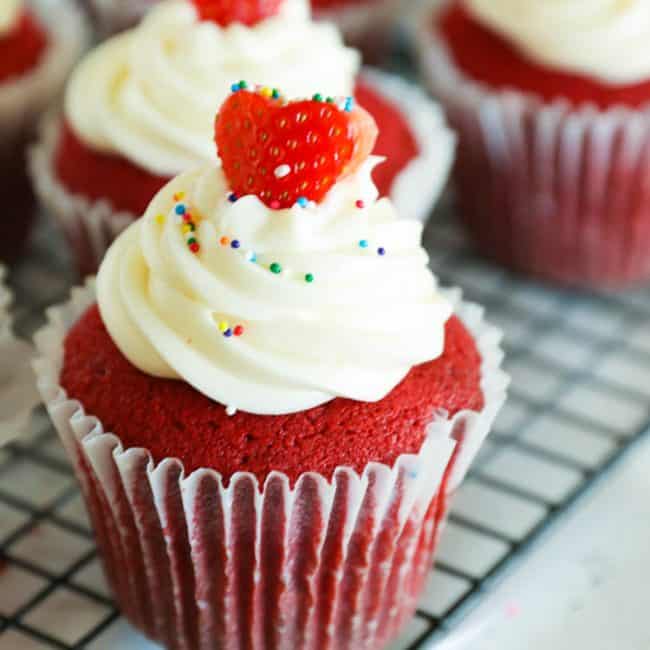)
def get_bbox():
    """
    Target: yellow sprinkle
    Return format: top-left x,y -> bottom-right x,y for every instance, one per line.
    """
218,321 -> 229,333
155,214 -> 166,225
173,192 -> 185,201
182,223 -> 192,234
260,87 -> 272,98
